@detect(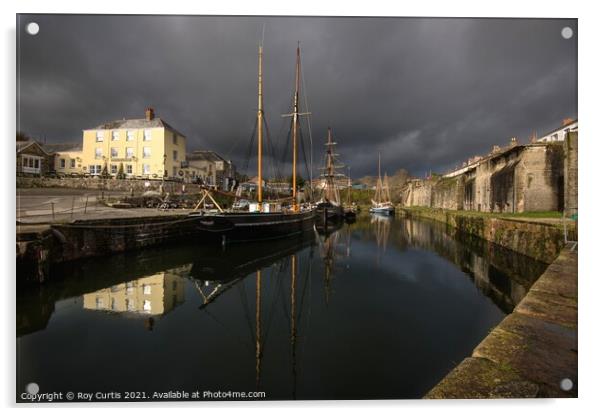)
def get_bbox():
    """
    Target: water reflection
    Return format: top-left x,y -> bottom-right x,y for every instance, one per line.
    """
396,217 -> 546,312
17,216 -> 547,400
83,270 -> 187,317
